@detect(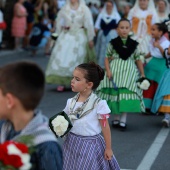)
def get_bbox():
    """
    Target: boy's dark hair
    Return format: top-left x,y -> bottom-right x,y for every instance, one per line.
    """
117,18 -> 131,28
77,62 -> 104,90
0,61 -> 45,111
154,23 -> 168,35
